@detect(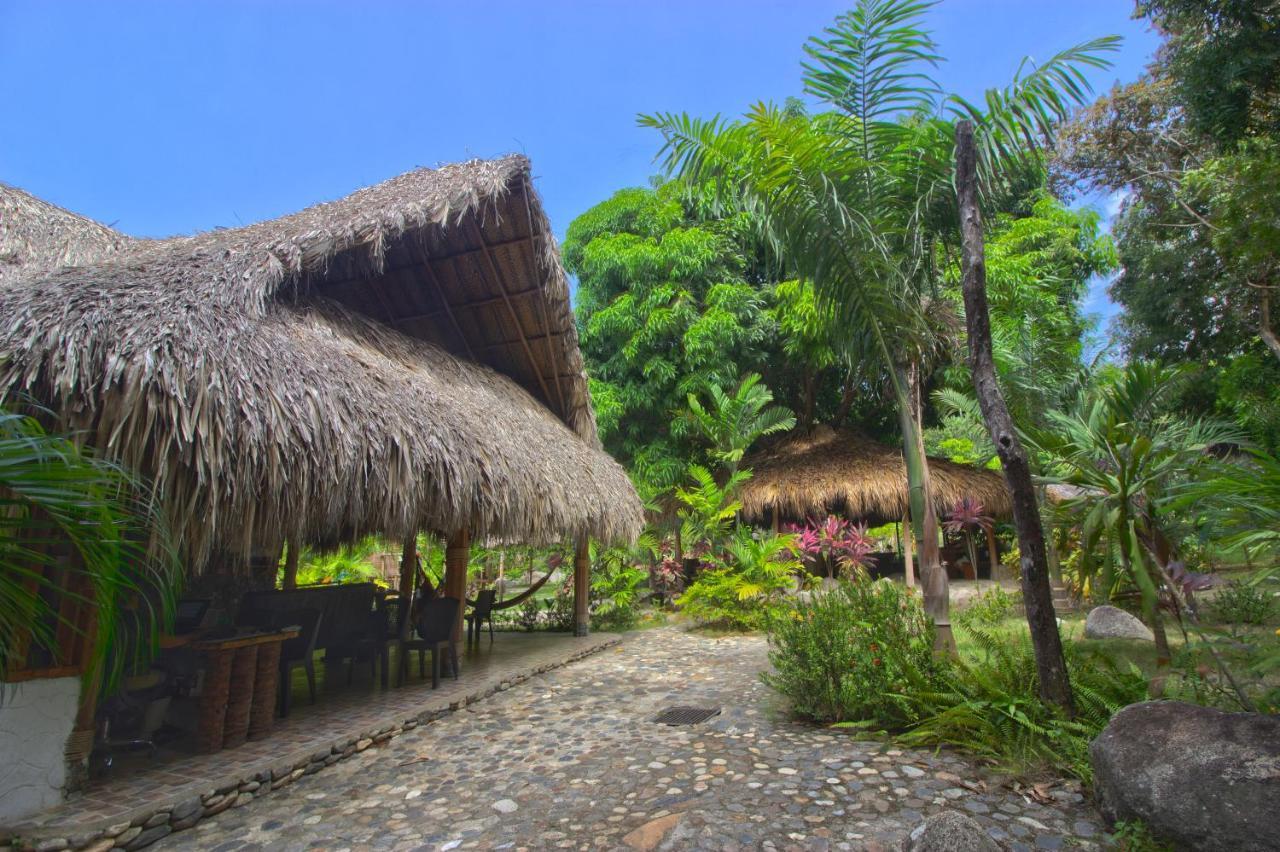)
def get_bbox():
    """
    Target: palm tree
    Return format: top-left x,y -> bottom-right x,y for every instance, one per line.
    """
0,406 -> 177,689
687,373 -> 796,475
641,0 -> 1117,637
1027,363 -> 1241,663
